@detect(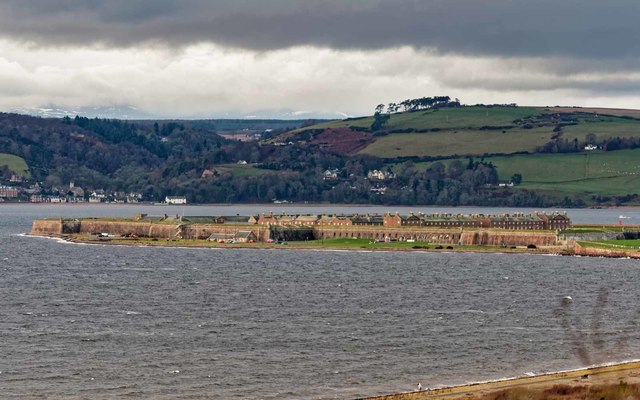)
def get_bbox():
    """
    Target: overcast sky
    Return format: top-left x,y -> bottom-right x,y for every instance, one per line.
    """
1,0 -> 640,119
